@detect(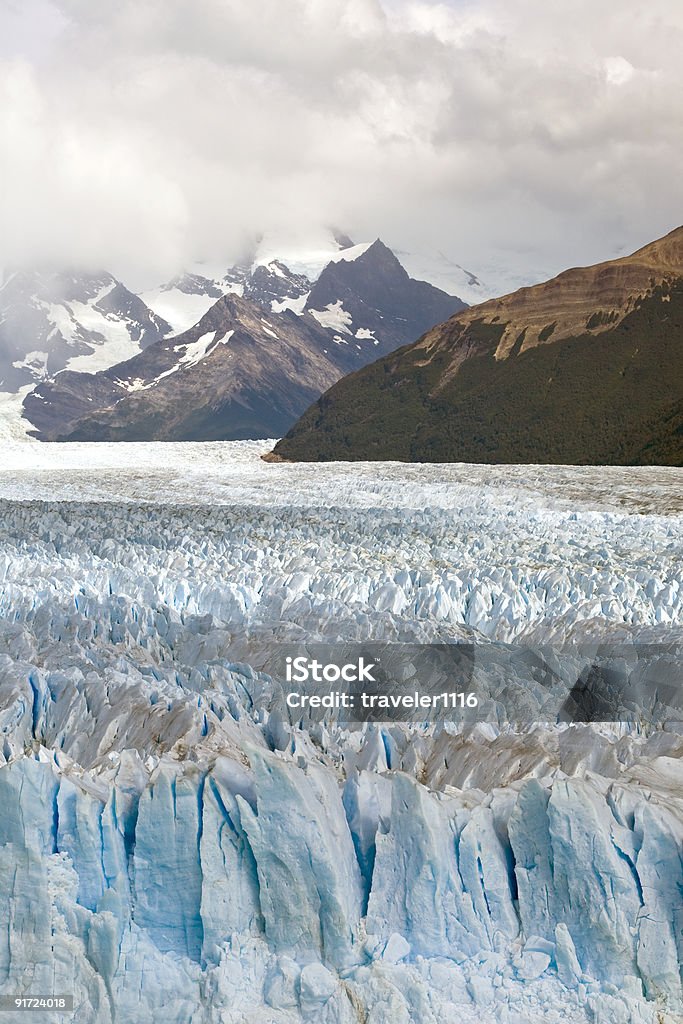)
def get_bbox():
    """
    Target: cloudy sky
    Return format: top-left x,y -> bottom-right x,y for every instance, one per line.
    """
1,0 -> 682,289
